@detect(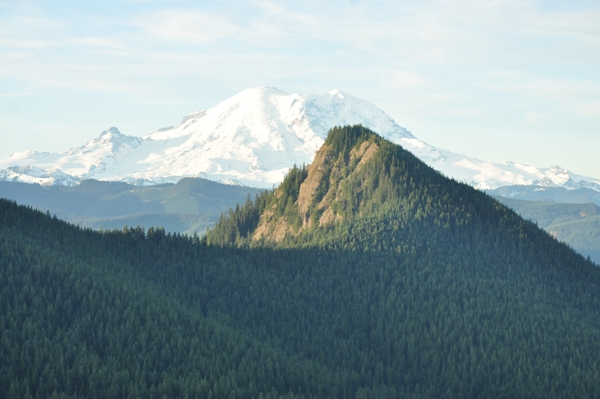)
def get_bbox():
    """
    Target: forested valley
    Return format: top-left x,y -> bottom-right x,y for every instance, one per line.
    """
0,176 -> 262,236
3,126 -> 600,398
